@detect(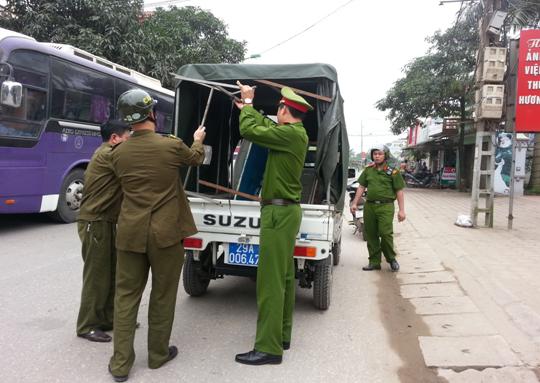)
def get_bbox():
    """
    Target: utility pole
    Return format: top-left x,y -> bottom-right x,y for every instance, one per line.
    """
470,0 -> 507,228
360,120 -> 364,155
